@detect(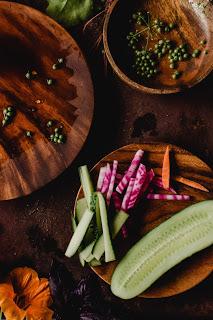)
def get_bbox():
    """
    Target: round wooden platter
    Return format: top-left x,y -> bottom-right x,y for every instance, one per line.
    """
76,143 -> 213,298
103,0 -> 213,94
0,2 -> 94,200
